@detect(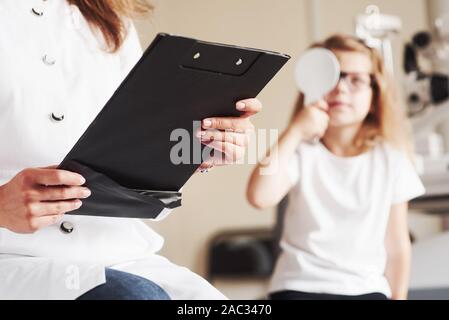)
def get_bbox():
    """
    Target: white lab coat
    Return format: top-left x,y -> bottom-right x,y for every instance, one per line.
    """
0,0 -> 226,300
